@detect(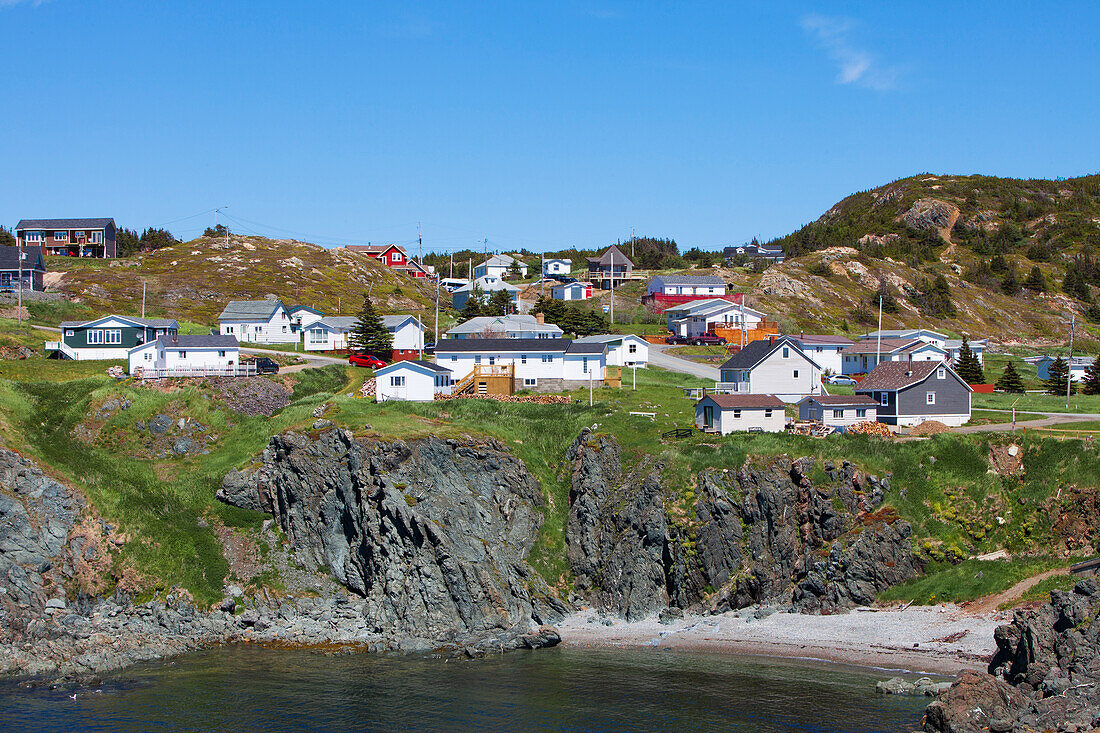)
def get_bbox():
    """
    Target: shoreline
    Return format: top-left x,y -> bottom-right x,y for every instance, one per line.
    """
556,604 -> 1007,676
